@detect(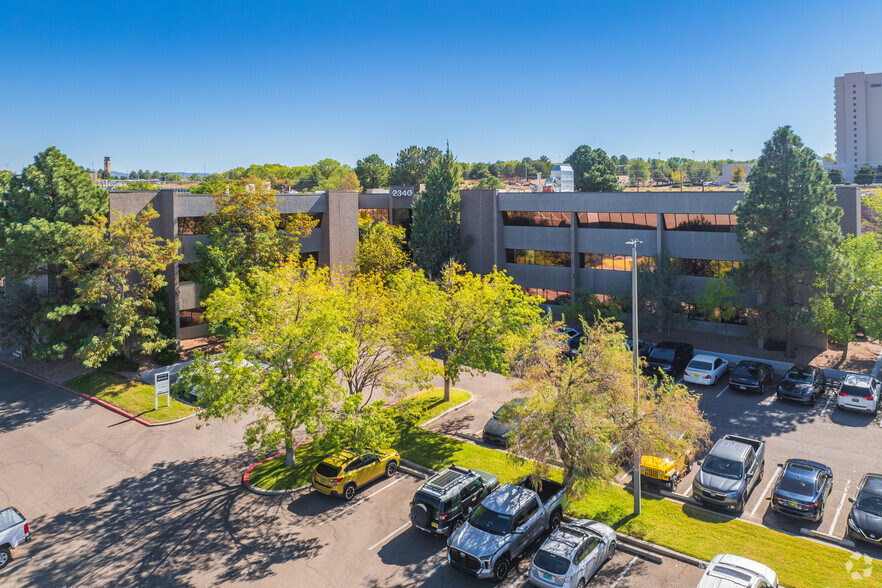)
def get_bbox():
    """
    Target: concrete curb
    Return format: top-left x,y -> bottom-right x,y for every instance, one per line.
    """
400,459 -> 437,478
694,349 -> 793,376
149,412 -> 199,427
800,528 -> 856,550
615,533 -> 706,568
420,396 -> 474,428
242,442 -> 312,496
0,360 -> 153,427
